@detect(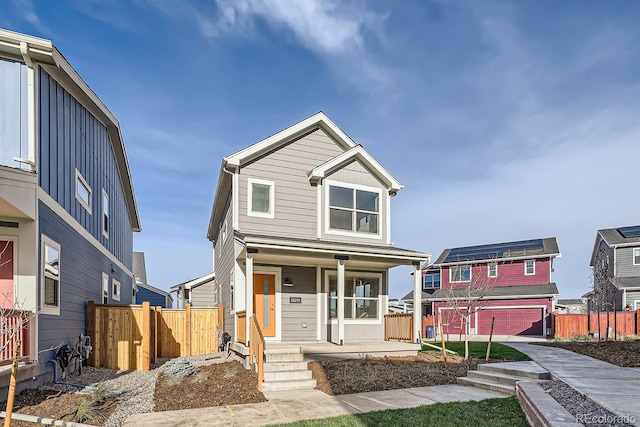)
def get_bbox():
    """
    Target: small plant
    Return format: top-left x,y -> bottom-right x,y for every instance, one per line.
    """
89,383 -> 117,405
73,397 -> 101,424
194,371 -> 209,383
223,366 -> 239,378
161,358 -> 199,377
